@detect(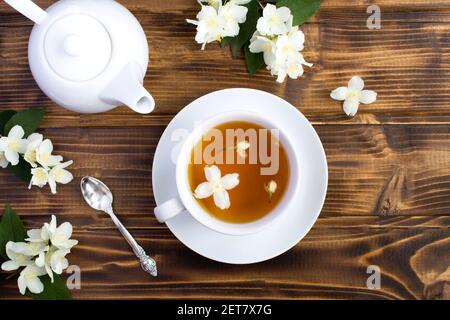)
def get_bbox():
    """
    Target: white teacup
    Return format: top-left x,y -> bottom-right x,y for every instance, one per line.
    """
154,110 -> 300,236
